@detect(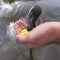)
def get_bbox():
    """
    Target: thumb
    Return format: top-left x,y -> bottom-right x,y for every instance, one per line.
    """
16,34 -> 30,43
